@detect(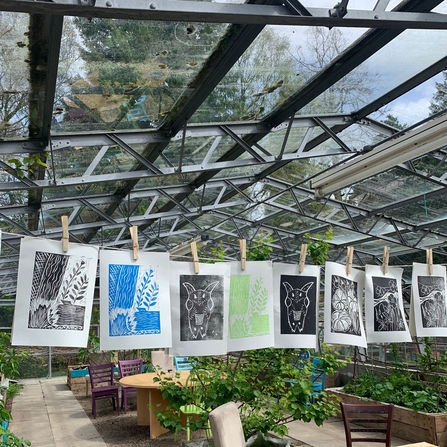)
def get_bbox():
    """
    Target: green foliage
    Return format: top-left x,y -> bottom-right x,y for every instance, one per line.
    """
77,334 -> 100,364
304,227 -> 333,266
198,241 -> 226,264
247,233 -> 274,261
7,154 -> 48,179
381,114 -> 407,131
430,71 -> 447,115
0,426 -> 31,447
0,333 -> 29,379
343,369 -> 447,413
155,349 -> 346,439
7,383 -> 22,401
